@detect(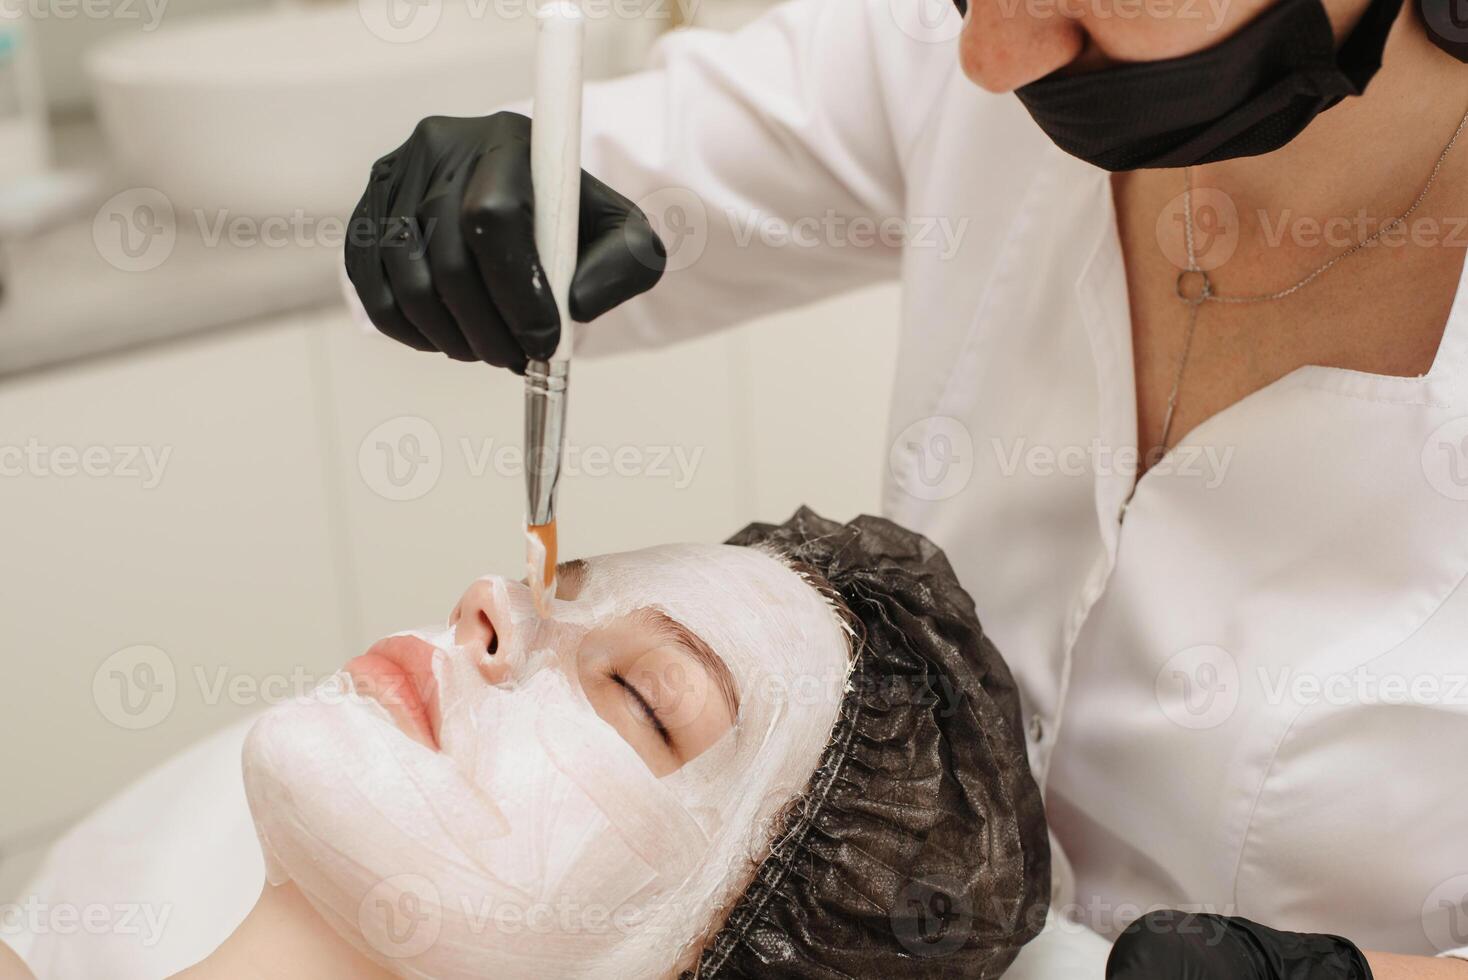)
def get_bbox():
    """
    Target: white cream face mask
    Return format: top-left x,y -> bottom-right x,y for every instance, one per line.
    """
242,543 -> 852,979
